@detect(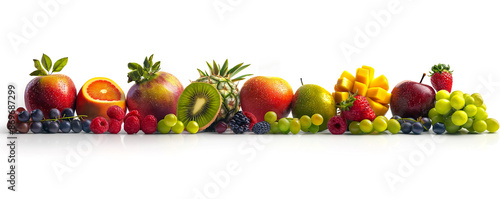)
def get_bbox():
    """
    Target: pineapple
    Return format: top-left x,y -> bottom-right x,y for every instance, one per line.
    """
196,60 -> 252,125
